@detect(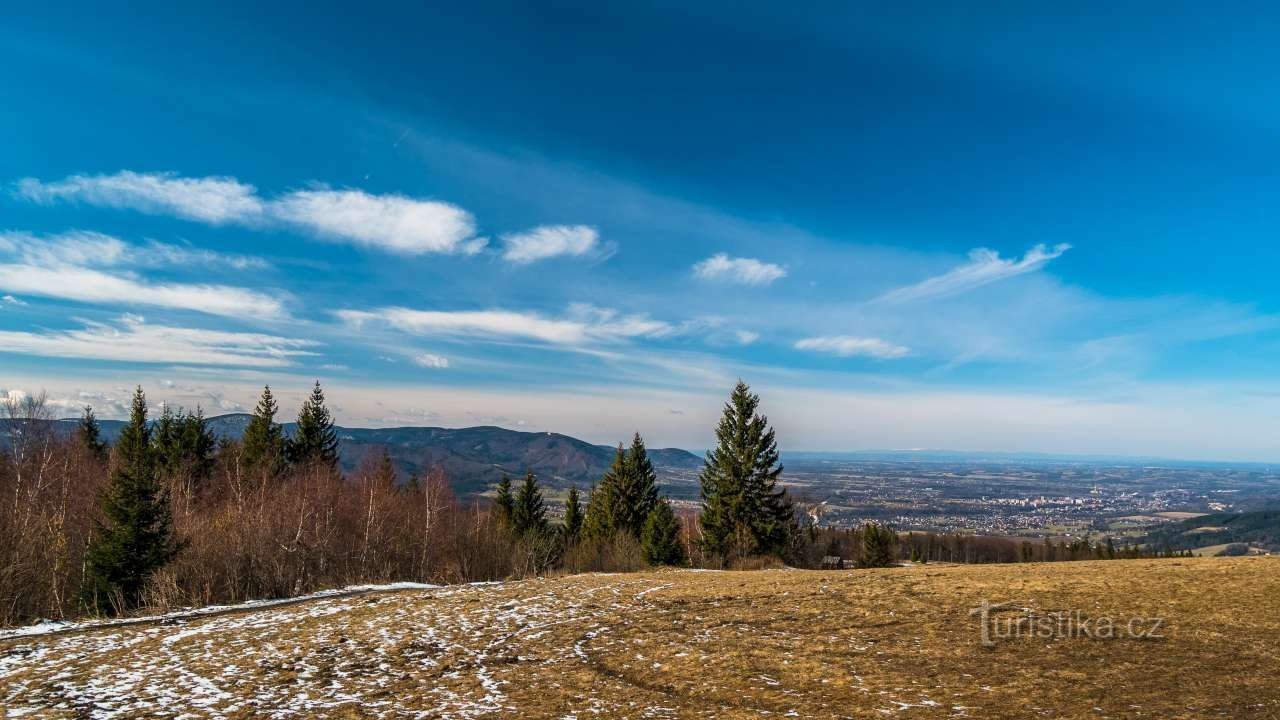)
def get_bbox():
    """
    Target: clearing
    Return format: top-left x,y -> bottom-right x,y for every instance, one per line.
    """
2,557 -> 1277,719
